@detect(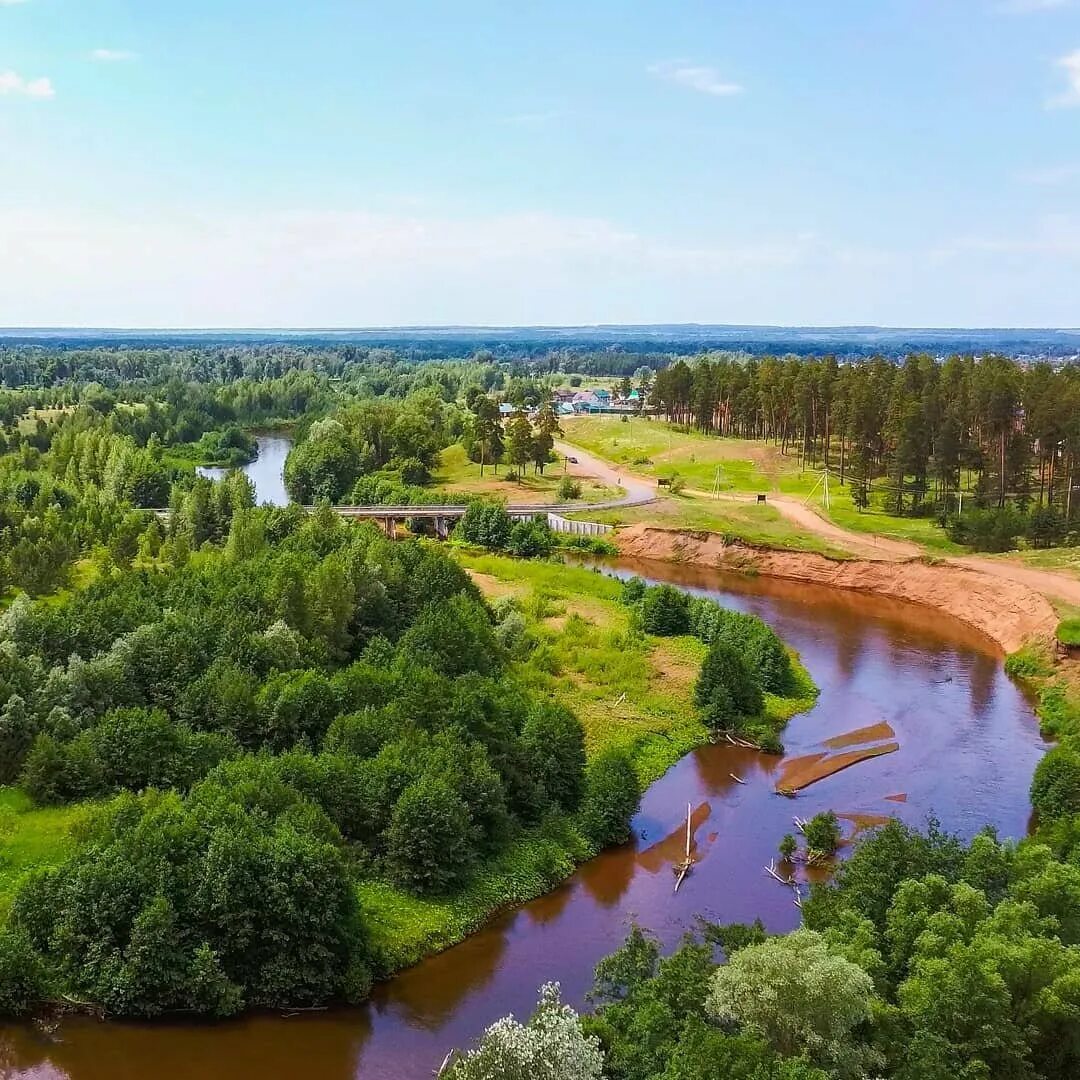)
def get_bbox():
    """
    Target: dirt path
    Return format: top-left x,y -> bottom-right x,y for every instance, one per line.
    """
950,556 -> 1080,610
682,485 -> 921,561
